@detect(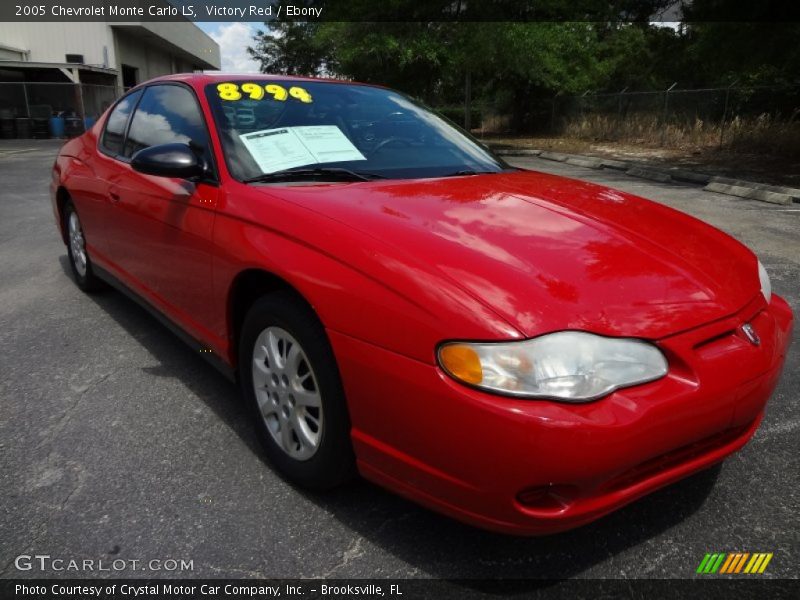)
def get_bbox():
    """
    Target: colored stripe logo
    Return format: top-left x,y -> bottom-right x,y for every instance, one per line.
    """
697,552 -> 773,574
